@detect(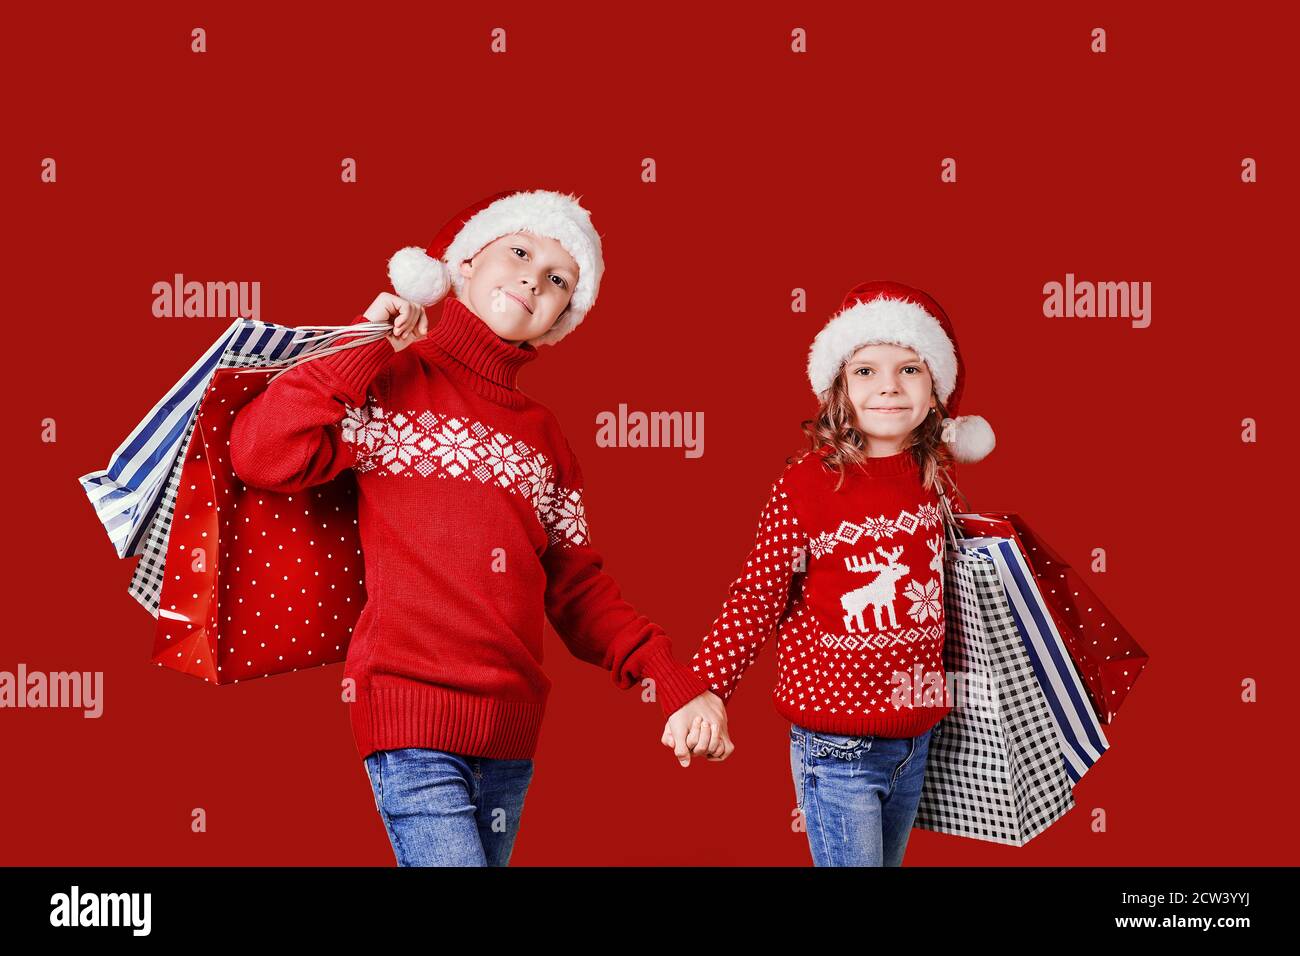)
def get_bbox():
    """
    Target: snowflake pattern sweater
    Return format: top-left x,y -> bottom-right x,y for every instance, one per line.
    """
689,446 -> 956,738
229,297 -> 710,761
